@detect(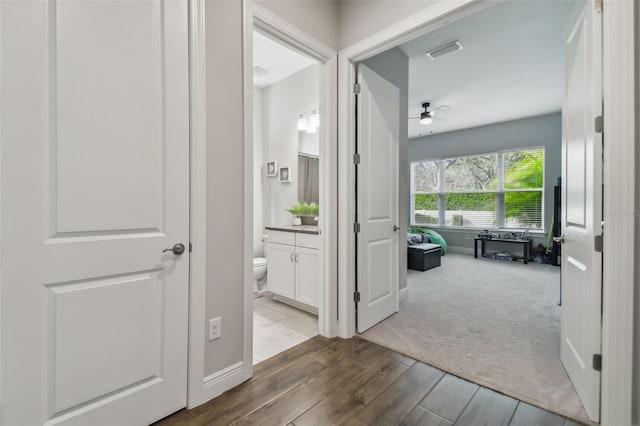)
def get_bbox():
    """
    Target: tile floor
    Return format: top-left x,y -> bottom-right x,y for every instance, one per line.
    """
253,293 -> 318,364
